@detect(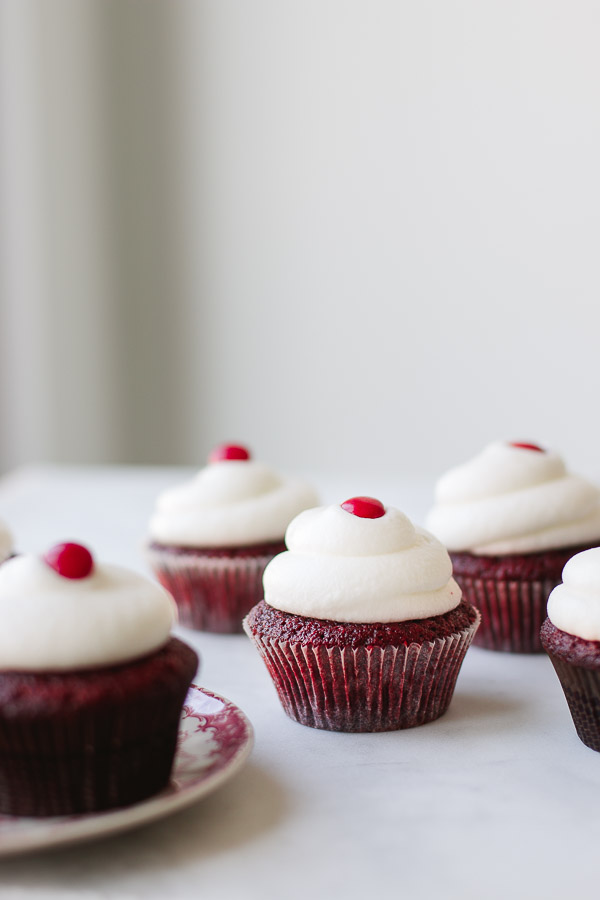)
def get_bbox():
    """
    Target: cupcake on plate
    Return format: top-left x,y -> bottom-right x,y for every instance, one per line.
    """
541,548 -> 600,752
0,542 -> 198,817
426,441 -> 600,653
146,444 -> 318,633
244,496 -> 479,733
